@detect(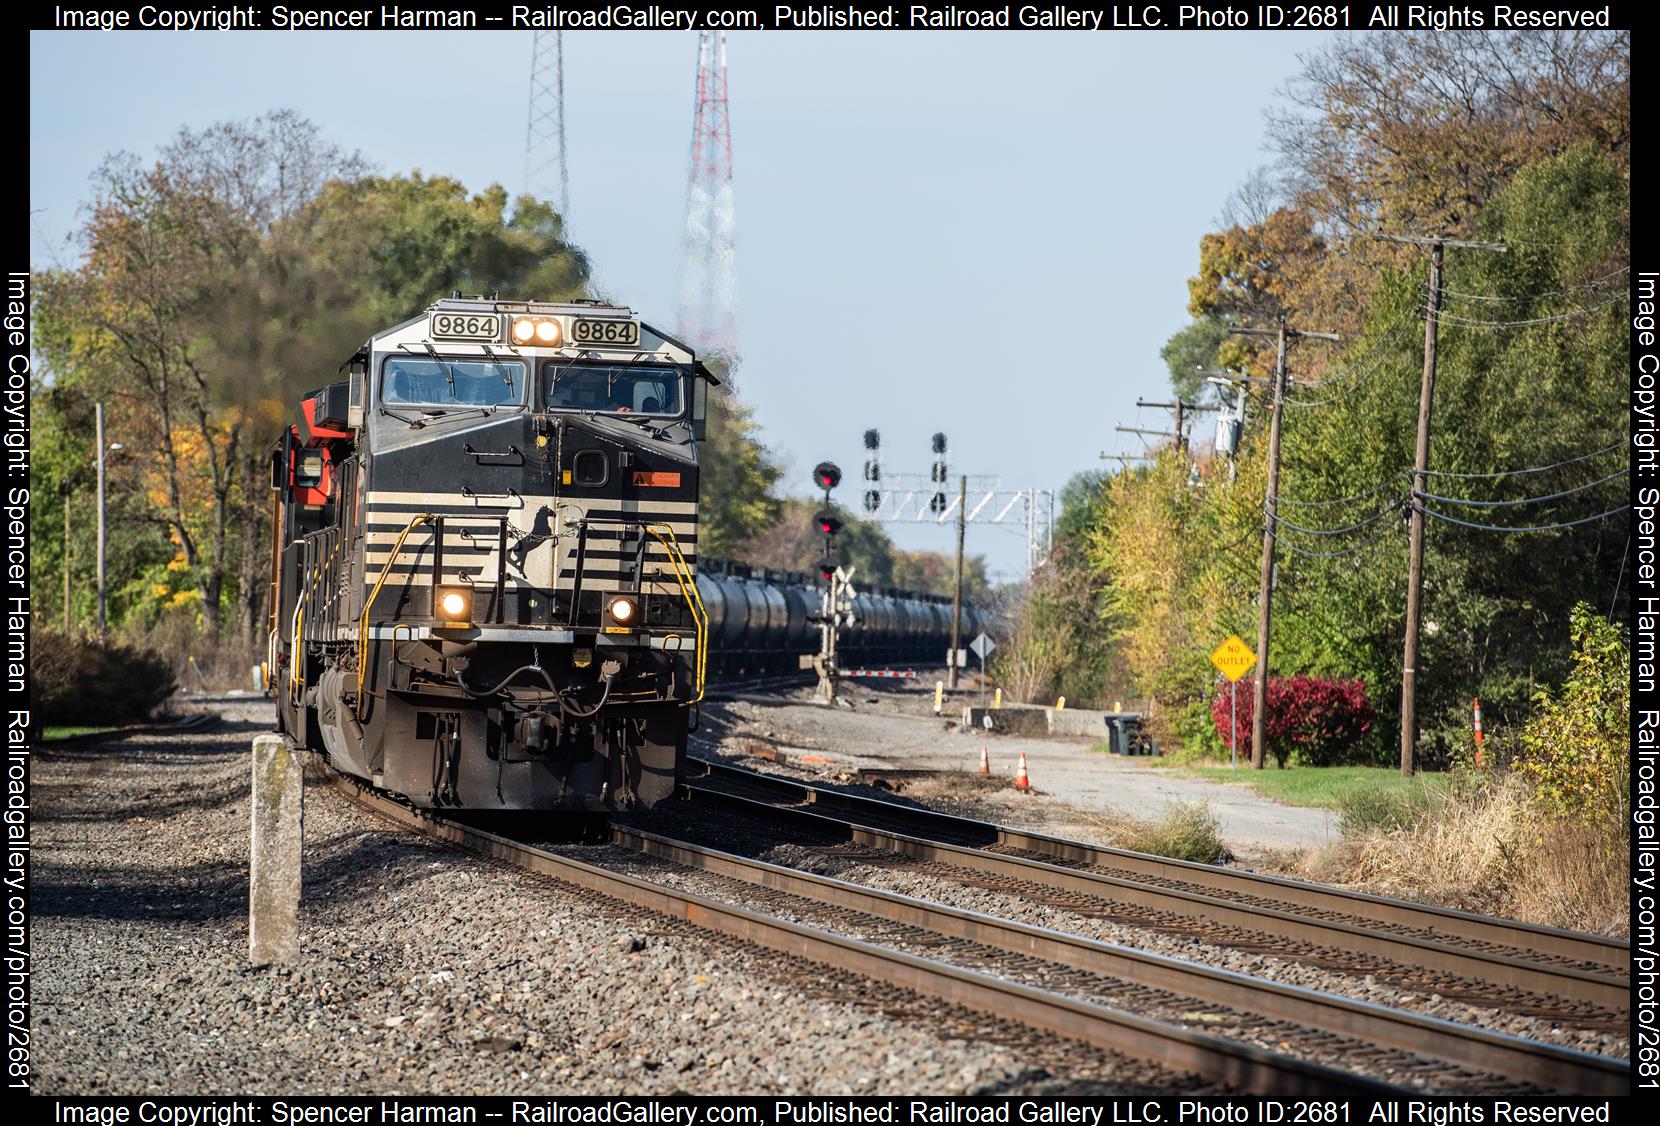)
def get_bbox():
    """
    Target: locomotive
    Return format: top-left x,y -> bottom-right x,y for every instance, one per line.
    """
269,295 -> 984,815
